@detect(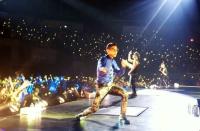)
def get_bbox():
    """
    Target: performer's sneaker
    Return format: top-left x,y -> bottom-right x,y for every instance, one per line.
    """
120,117 -> 130,125
75,113 -> 86,121
112,117 -> 130,129
112,119 -> 124,129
